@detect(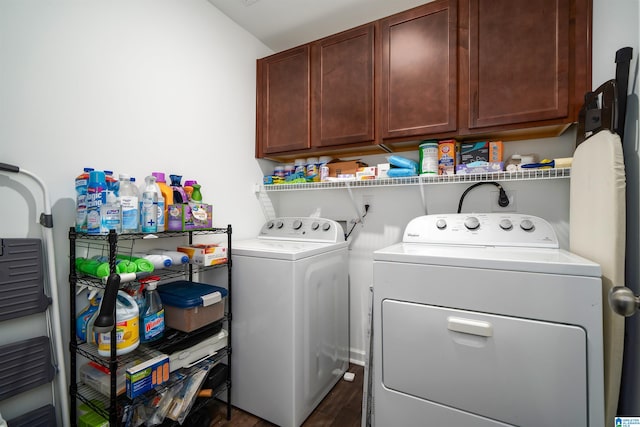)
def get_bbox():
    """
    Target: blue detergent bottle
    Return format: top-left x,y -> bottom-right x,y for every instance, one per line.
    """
86,171 -> 106,235
139,276 -> 164,343
75,167 -> 94,232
